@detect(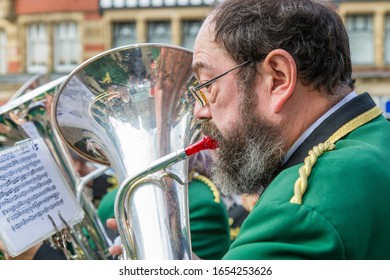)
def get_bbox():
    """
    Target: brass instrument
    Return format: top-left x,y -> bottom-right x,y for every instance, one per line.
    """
9,71 -> 50,101
0,77 -> 112,259
53,43 -> 207,260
